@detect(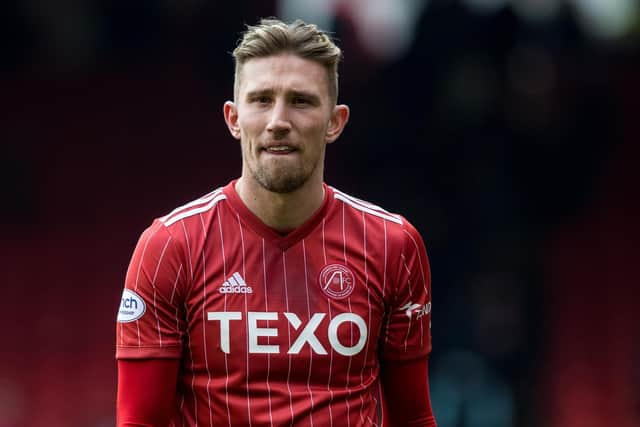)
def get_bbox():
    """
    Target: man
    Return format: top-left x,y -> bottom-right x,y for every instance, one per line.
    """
116,18 -> 437,427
